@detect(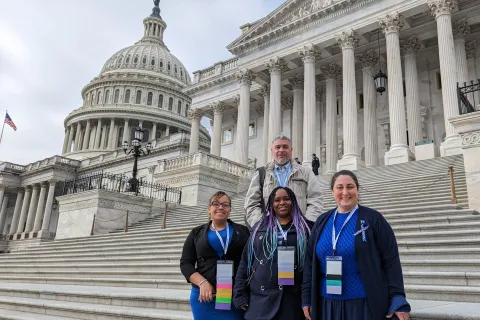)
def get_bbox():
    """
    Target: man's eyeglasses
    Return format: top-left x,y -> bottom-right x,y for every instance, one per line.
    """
210,202 -> 231,208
